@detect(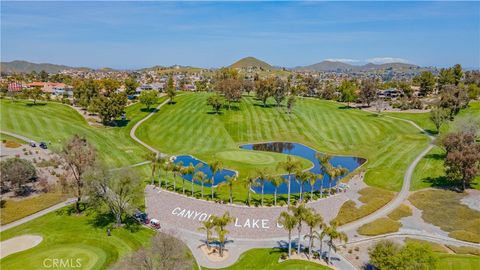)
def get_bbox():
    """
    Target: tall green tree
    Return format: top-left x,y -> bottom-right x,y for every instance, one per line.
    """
94,92 -> 128,125
270,176 -> 285,206
194,171 -> 207,198
124,77 -> 139,96
245,175 -> 259,206
337,80 -> 358,107
416,71 -> 436,96
303,209 -> 324,258
278,156 -> 301,206
256,168 -> 269,206
28,86 -> 43,105
211,212 -> 233,257
197,219 -> 215,251
429,107 -> 448,132
277,210 -> 298,258
206,94 -> 224,114
166,76 -> 176,103
208,160 -> 223,199
290,204 -> 309,255
452,64 -> 463,86
223,175 -> 237,204
256,77 -> 274,107
324,223 -> 348,264
359,79 -> 377,106
139,90 -> 158,110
